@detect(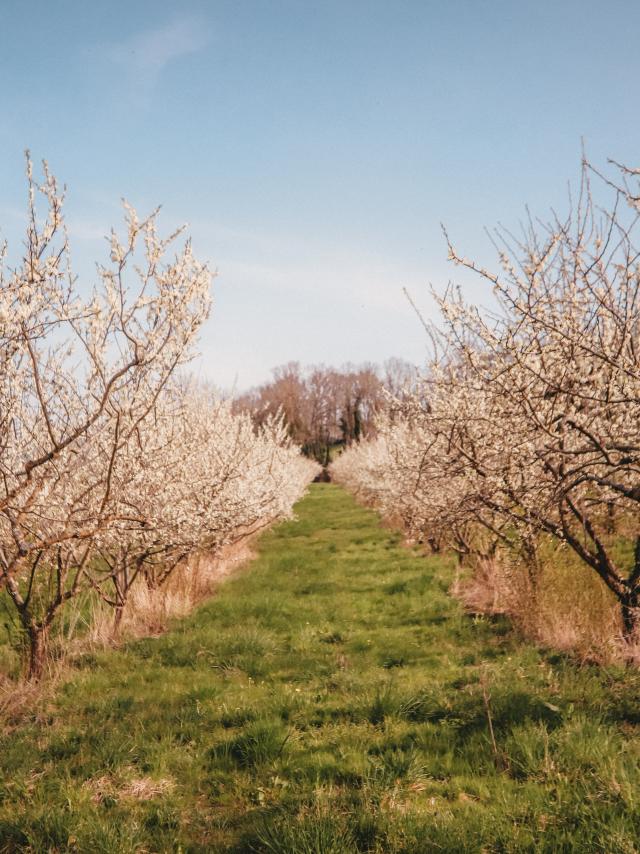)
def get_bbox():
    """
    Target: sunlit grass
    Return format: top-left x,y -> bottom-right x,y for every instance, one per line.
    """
2,484 -> 640,851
